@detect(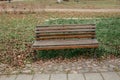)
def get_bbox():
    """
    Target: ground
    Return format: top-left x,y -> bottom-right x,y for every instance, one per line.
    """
1,72 -> 120,80
1,58 -> 120,74
0,15 -> 120,74
0,0 -> 120,76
